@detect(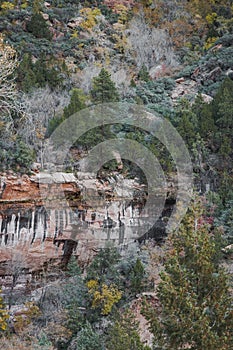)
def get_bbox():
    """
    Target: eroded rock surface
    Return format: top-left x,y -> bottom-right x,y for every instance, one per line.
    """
0,171 -> 165,270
